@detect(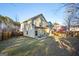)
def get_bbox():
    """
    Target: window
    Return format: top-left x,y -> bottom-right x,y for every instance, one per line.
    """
27,31 -> 28,34
35,31 -> 38,36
